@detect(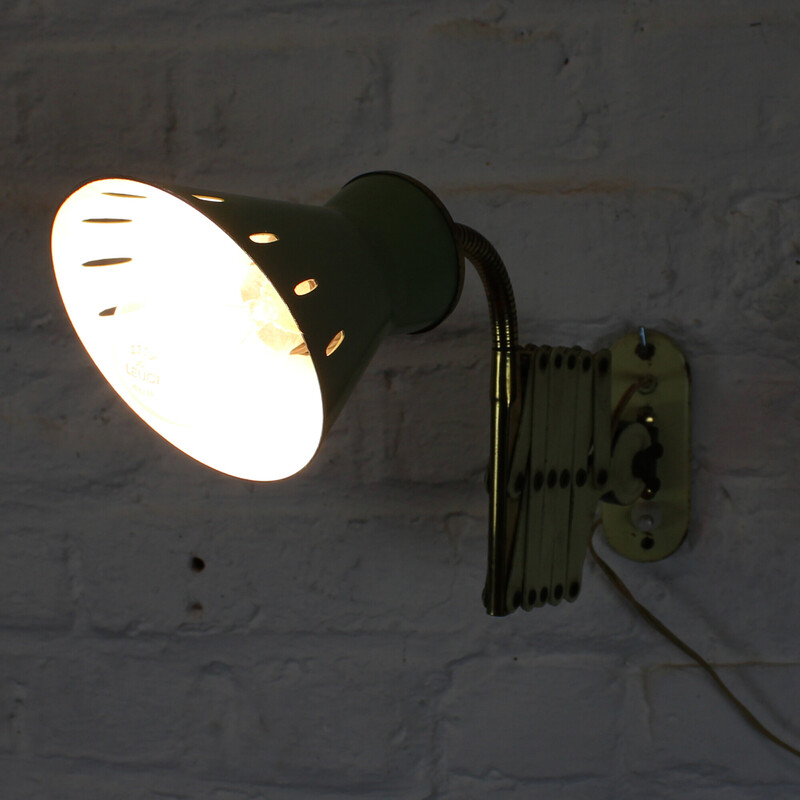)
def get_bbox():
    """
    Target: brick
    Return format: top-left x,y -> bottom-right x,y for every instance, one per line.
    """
692,355 -> 800,478
442,774 -> 617,800
0,754 -> 432,800
392,18 -> 584,169
33,652 -> 187,763
435,189 -> 718,342
179,40 -> 391,186
341,335 -> 489,486
1,43 -> 182,178
0,664 -> 29,756
443,655 -> 623,778
628,663 -> 800,782
178,635 -> 440,791
0,530 -> 72,630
